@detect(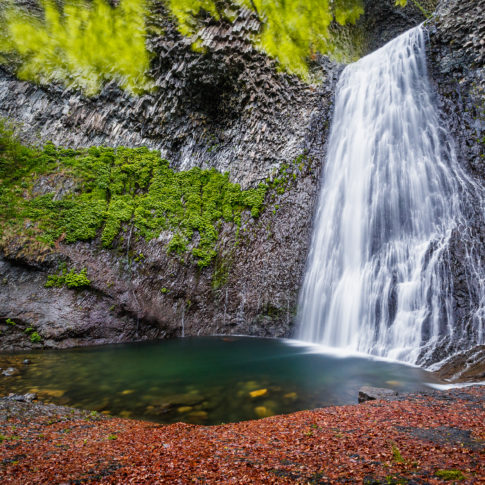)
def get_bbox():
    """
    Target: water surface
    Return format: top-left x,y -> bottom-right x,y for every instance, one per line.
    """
0,337 -> 440,424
